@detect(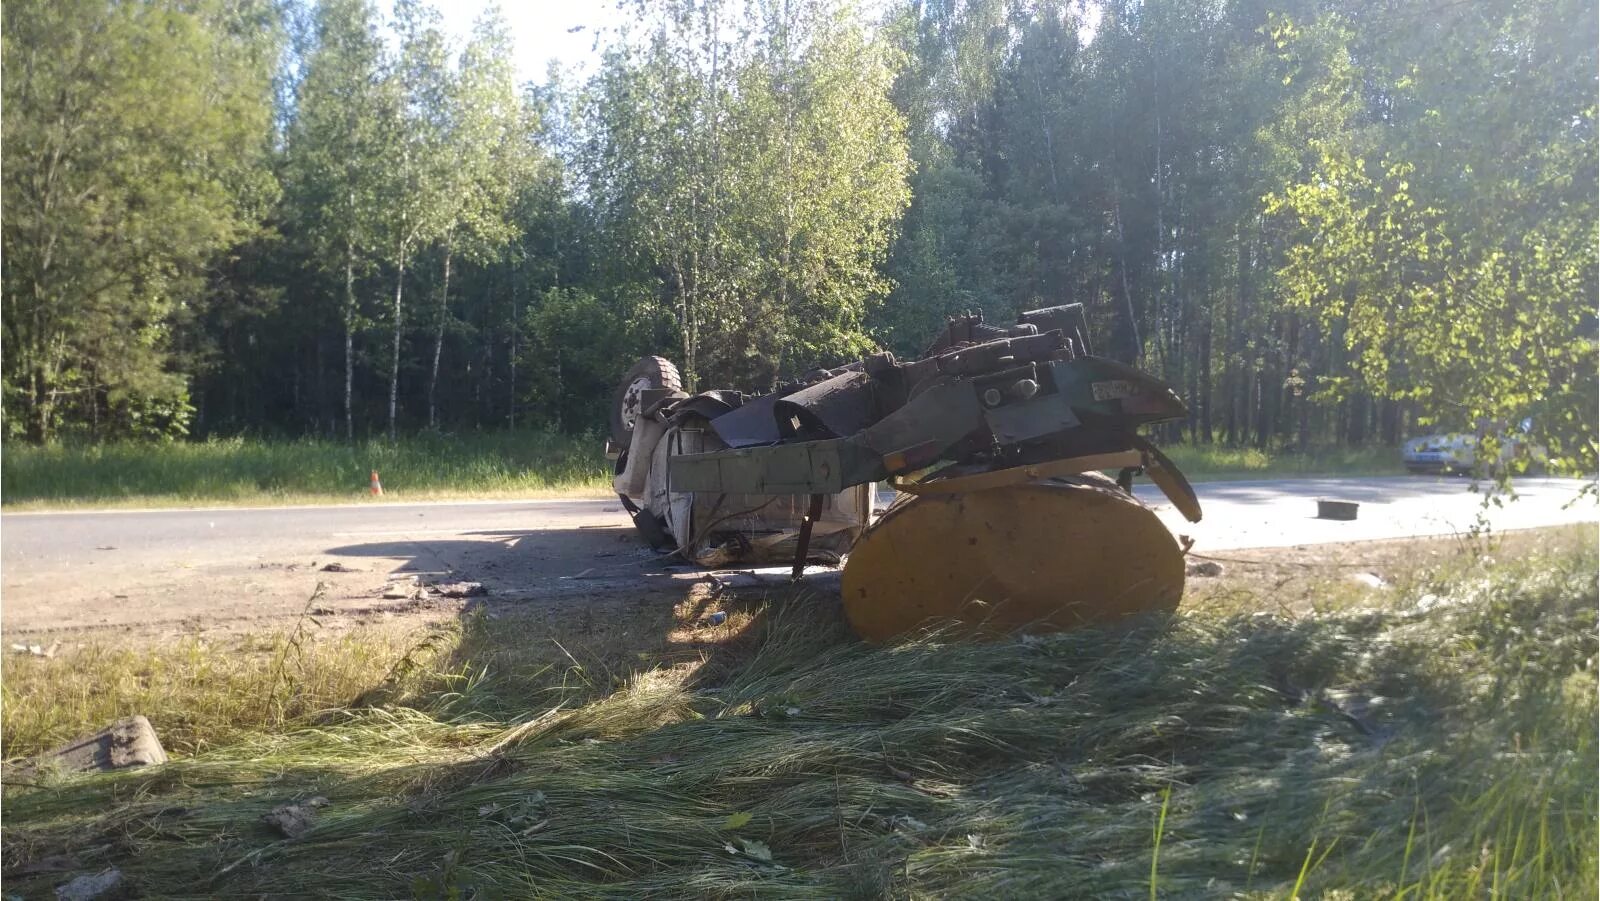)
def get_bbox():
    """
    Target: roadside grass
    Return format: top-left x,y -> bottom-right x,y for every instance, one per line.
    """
0,620 -> 457,760
1,435 -> 1420,511
3,530 -> 1594,897
0,431 -> 613,509
1162,442 -> 1405,480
